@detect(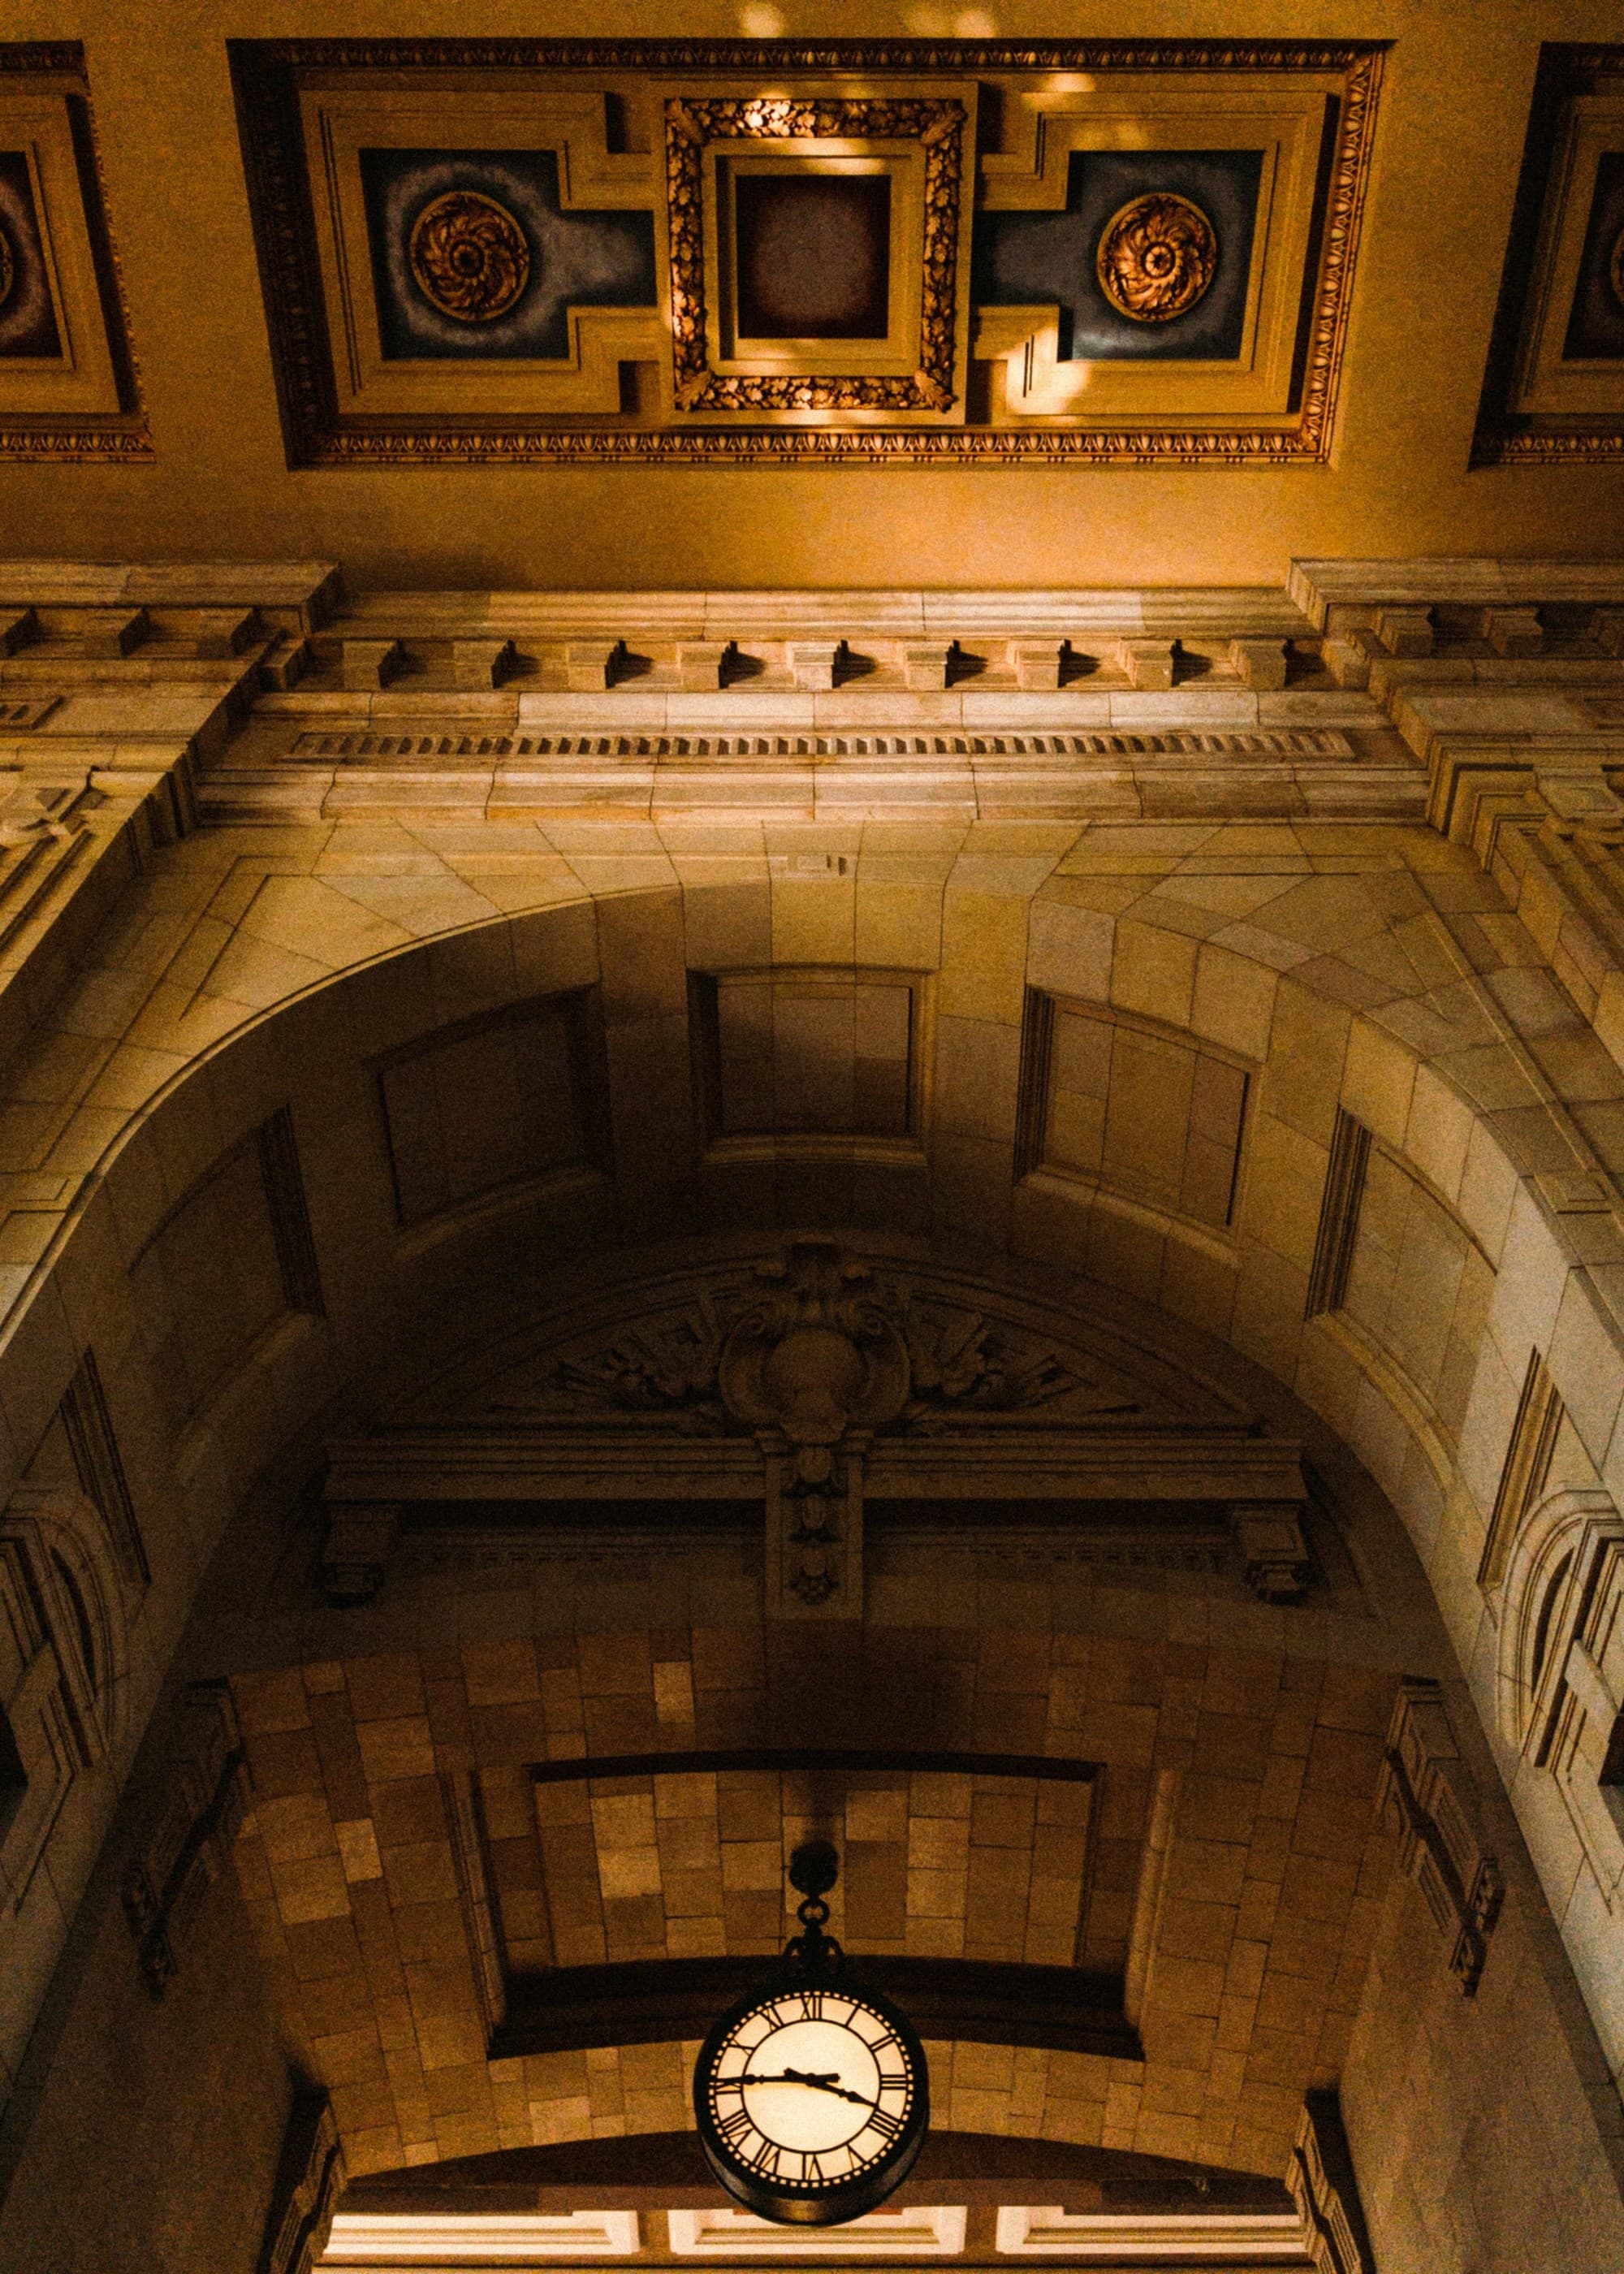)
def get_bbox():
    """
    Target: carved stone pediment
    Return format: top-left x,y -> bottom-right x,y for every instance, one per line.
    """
329,1242 -> 1305,1617
408,1239 -> 1246,1442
